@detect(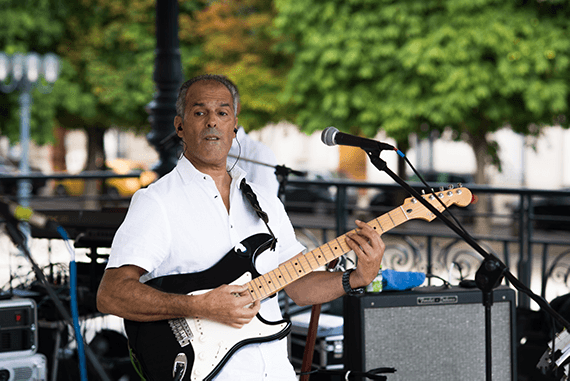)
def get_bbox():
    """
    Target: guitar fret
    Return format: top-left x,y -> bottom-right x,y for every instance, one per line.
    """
281,264 -> 295,283
313,248 -> 328,267
300,254 -> 315,271
281,262 -> 299,282
327,239 -> 345,257
377,214 -> 392,231
271,269 -> 286,288
248,278 -> 263,299
266,271 -> 282,291
259,274 -> 275,294
297,256 -> 312,273
315,247 -> 331,264
253,277 -> 268,296
369,218 -> 384,233
387,210 -> 397,226
290,259 -> 305,277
